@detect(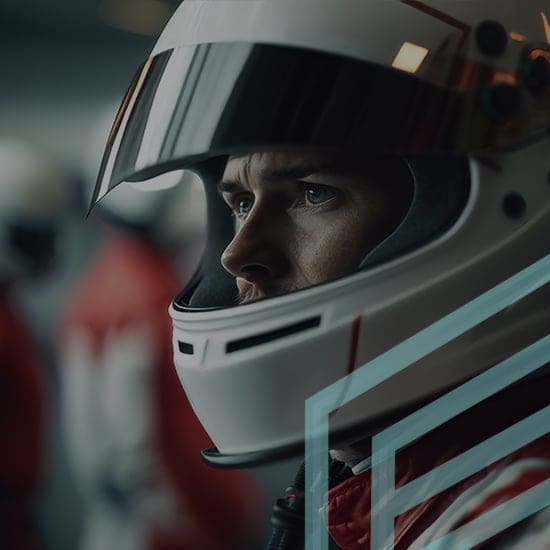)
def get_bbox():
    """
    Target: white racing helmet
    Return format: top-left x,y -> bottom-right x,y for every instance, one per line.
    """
0,138 -> 67,281
90,1 -> 550,466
